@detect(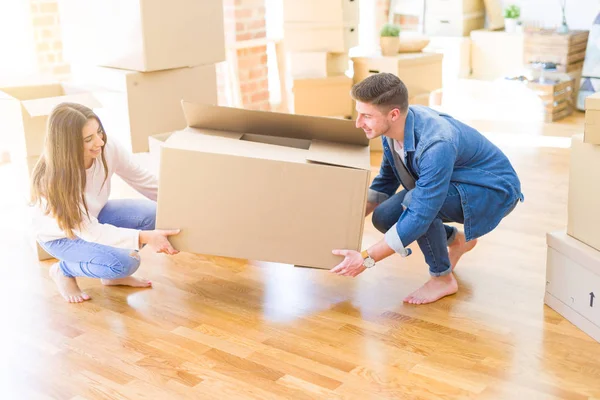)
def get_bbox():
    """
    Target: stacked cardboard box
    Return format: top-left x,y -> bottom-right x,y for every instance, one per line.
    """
150,101 -> 370,269
585,94 -> 600,144
524,30 -> 588,103
283,0 -> 358,118
526,77 -> 575,122
60,0 -> 224,153
546,128 -> 600,342
424,0 -> 485,37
